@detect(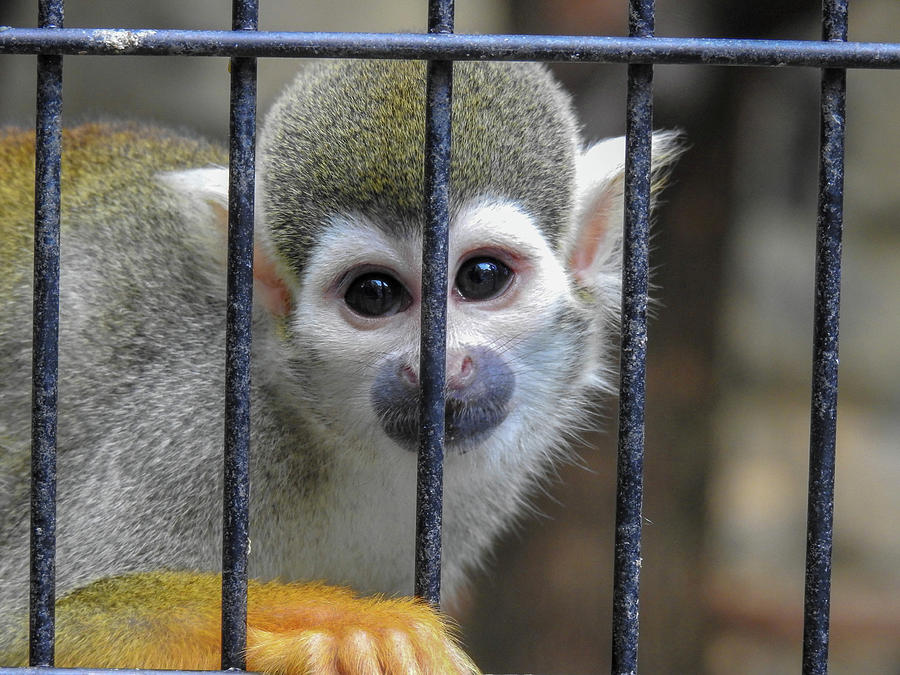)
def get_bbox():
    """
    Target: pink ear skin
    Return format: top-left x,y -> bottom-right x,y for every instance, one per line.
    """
252,242 -> 293,316
209,202 -> 292,317
568,183 -> 619,289
568,131 -> 682,290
